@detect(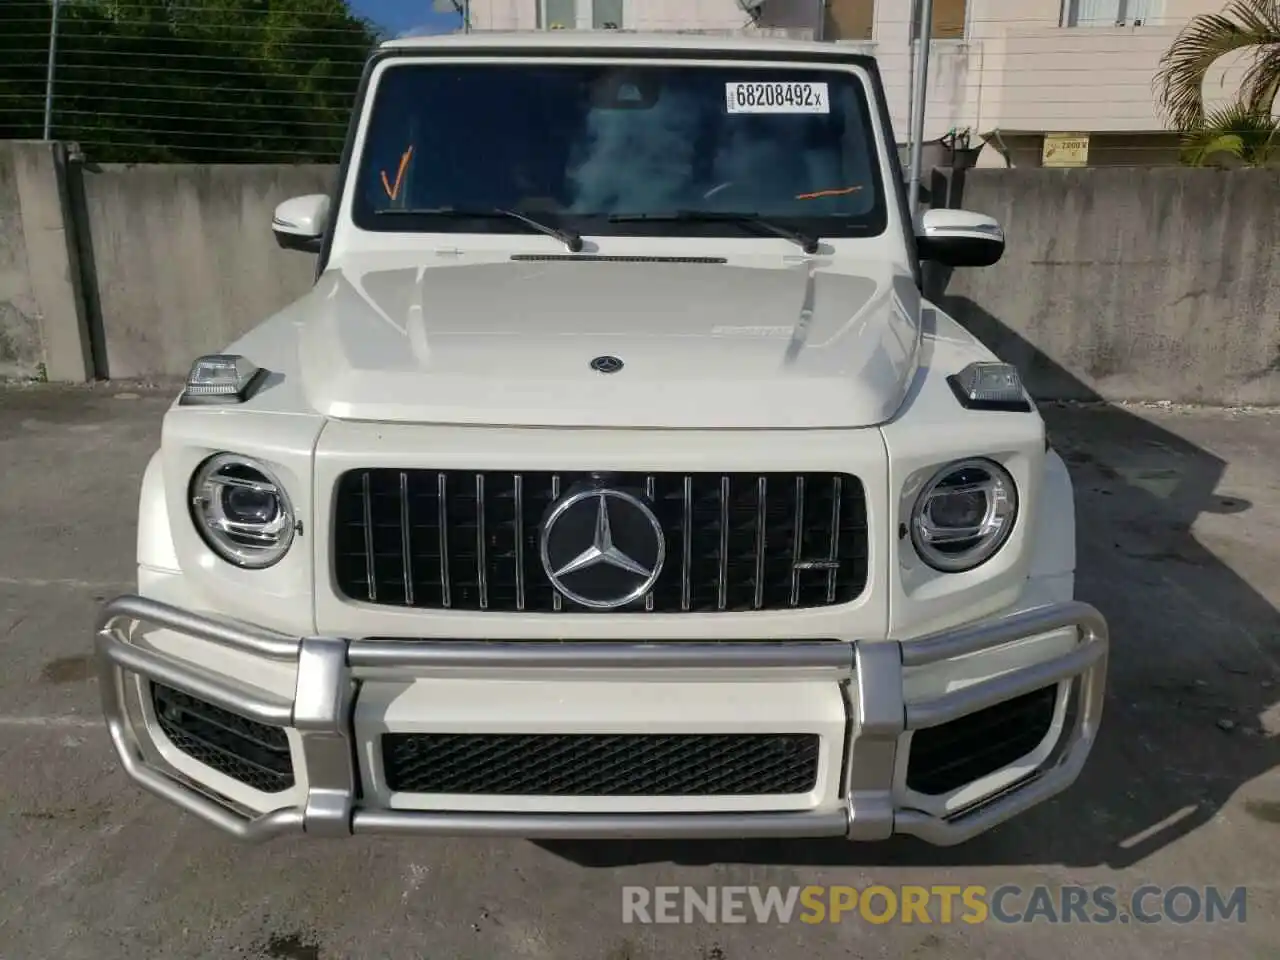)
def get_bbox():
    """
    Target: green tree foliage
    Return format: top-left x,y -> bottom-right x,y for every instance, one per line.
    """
0,0 -> 382,161
1152,0 -> 1280,167
1153,0 -> 1280,168
1154,0 -> 1280,132
1179,99 -> 1280,167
